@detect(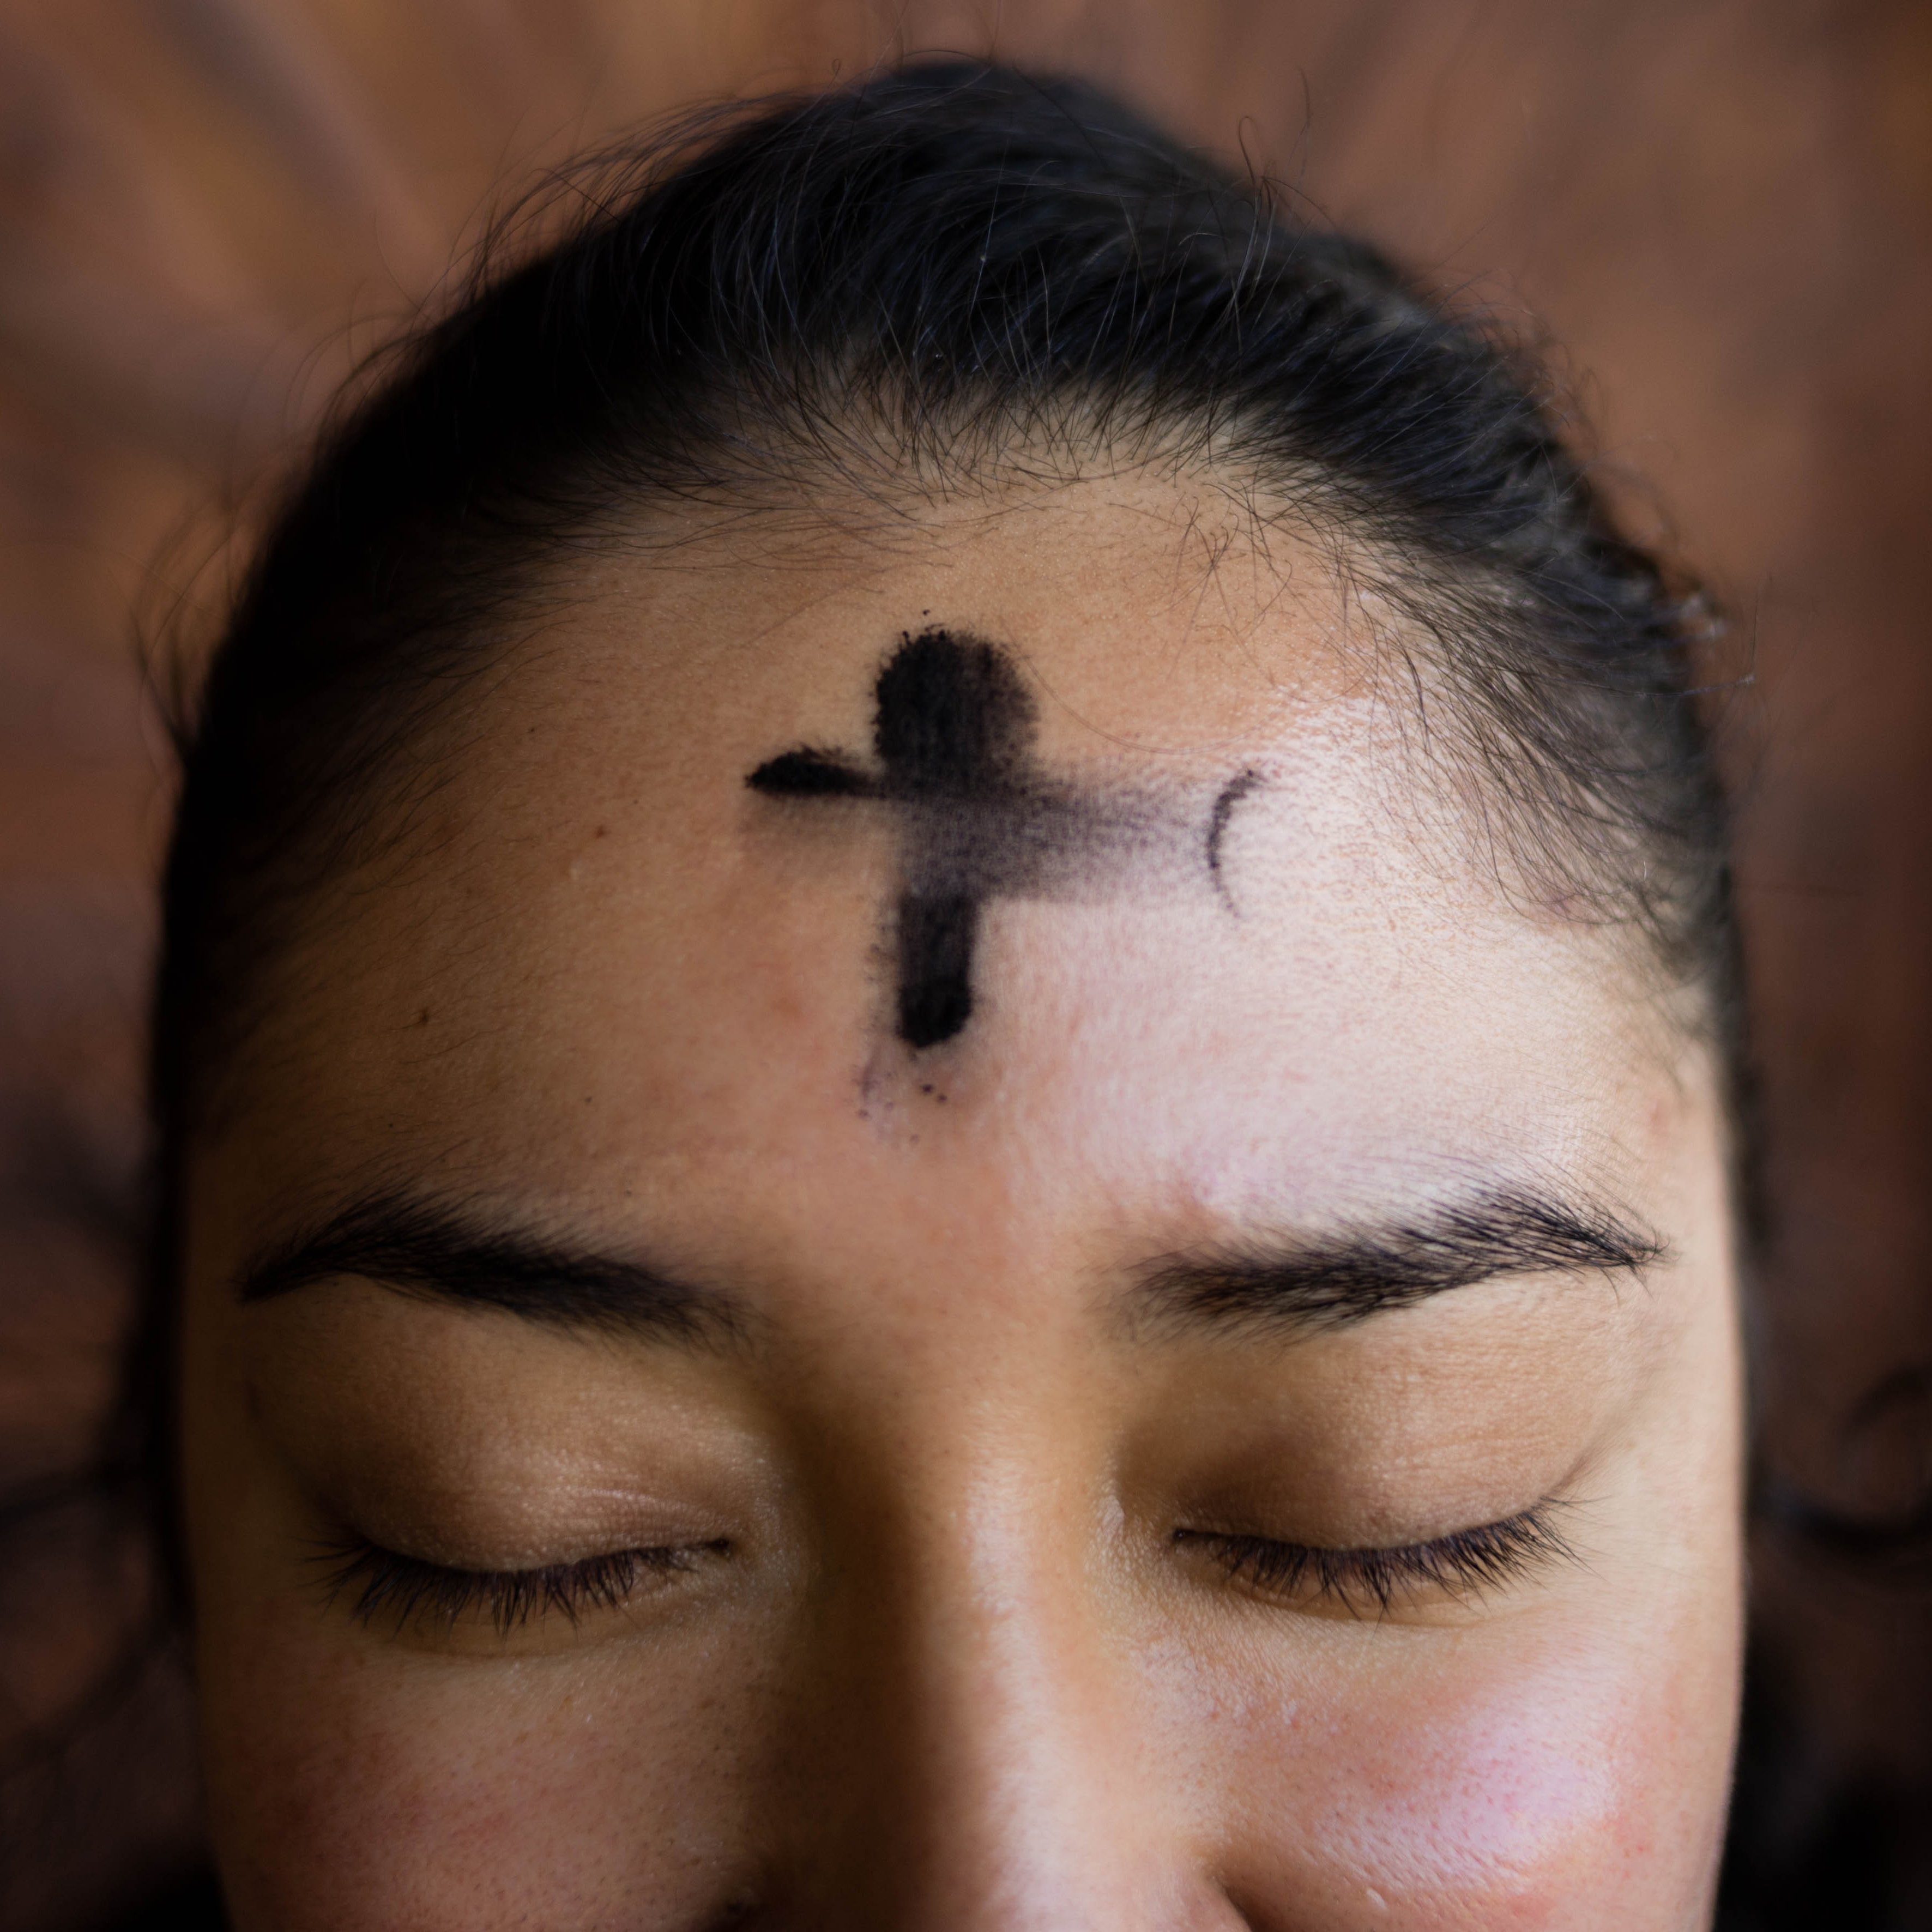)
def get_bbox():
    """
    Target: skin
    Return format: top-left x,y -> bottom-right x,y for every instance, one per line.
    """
179,478 -> 1745,1930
